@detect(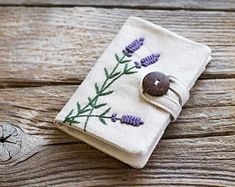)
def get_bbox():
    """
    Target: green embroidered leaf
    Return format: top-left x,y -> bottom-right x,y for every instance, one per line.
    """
124,63 -> 128,72
88,97 -> 94,107
95,103 -> 107,109
125,71 -> 137,75
79,108 -> 90,114
67,109 -> 74,117
76,102 -> 81,112
95,83 -> 100,94
88,97 -> 92,103
63,109 -> 74,122
100,90 -> 113,96
115,53 -> 120,62
104,68 -> 109,78
101,107 -> 111,116
120,59 -> 132,64
68,119 -> 80,124
99,117 -> 107,125
73,120 -> 80,123
110,71 -> 121,78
